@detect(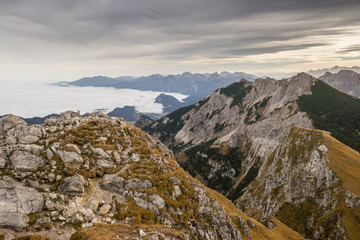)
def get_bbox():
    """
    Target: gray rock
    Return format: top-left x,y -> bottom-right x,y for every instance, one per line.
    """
9,150 -> 44,172
96,159 -> 116,169
92,147 -> 110,158
57,150 -> 83,164
125,178 -> 152,190
72,213 -> 84,224
80,208 -> 95,221
98,204 -> 111,216
58,175 -> 87,196
0,179 -> 43,229
99,174 -> 125,193
89,200 -> 100,213
0,115 -> 26,132
17,126 -> 43,144
238,216 -> 250,237
0,157 -> 7,169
